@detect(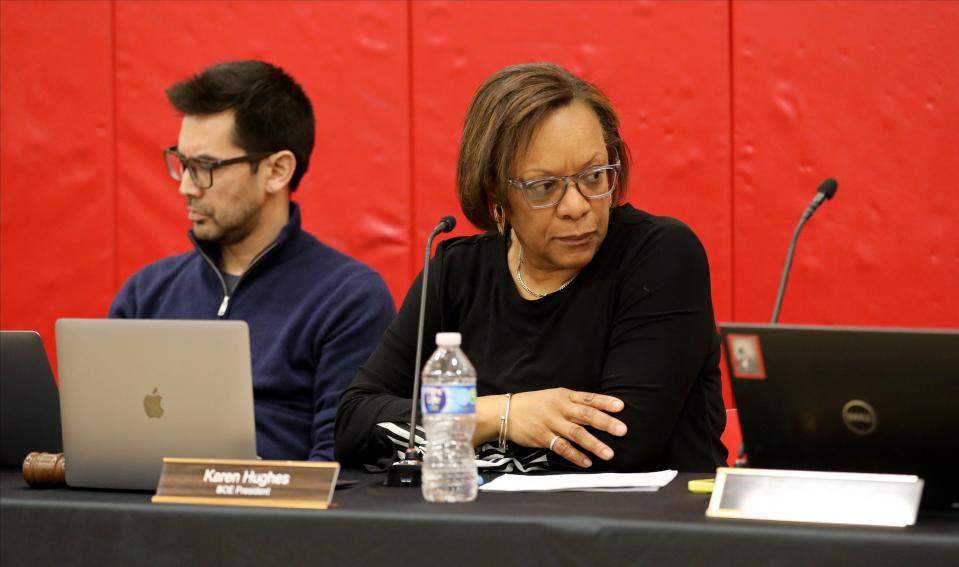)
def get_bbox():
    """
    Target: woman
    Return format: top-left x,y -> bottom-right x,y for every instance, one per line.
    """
335,62 -> 726,473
